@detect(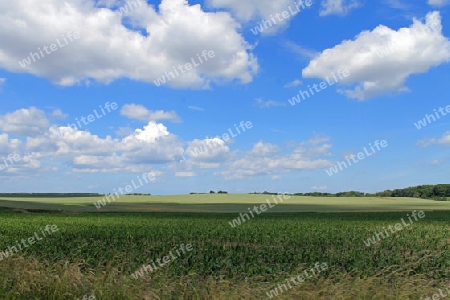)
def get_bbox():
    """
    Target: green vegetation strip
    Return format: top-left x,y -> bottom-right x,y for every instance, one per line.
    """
0,210 -> 448,279
0,195 -> 450,213
0,210 -> 448,298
